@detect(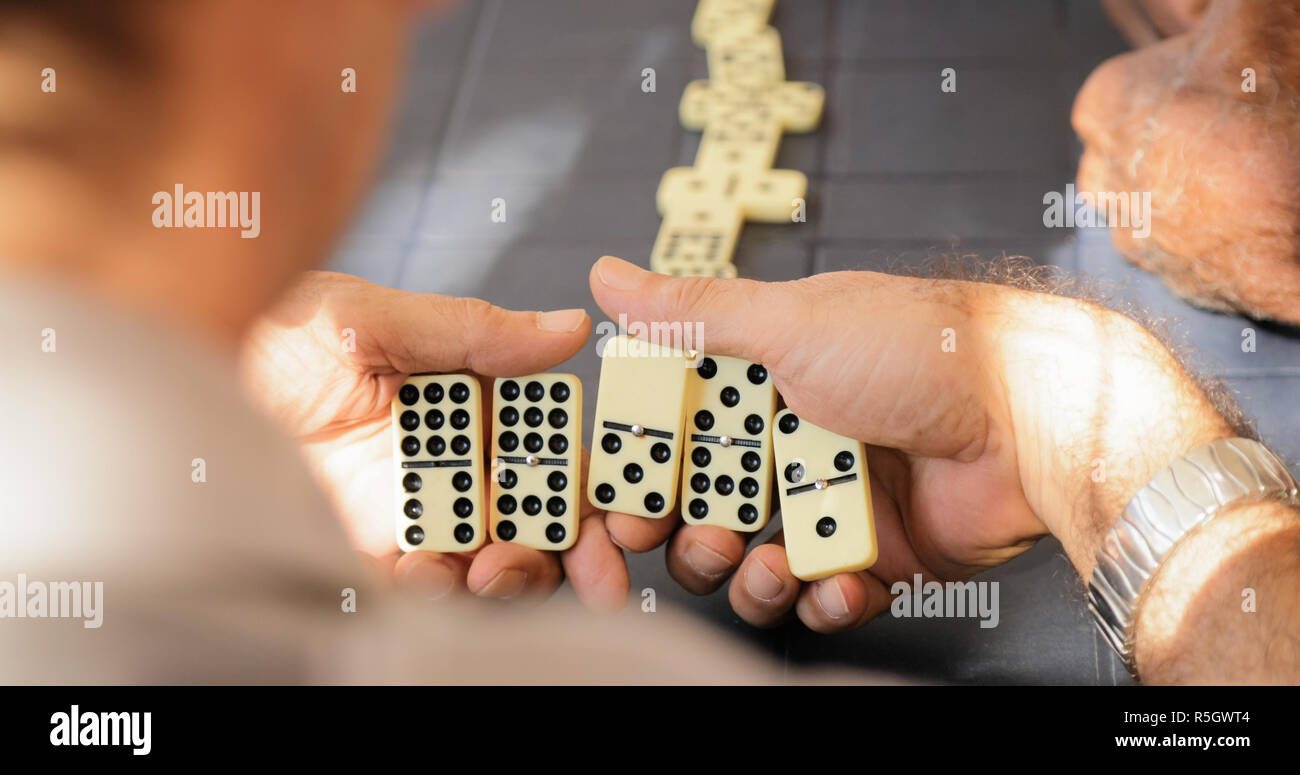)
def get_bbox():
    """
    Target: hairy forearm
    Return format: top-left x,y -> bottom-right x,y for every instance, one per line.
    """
988,289 -> 1236,575
987,288 -> 1300,682
1136,499 -> 1300,683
